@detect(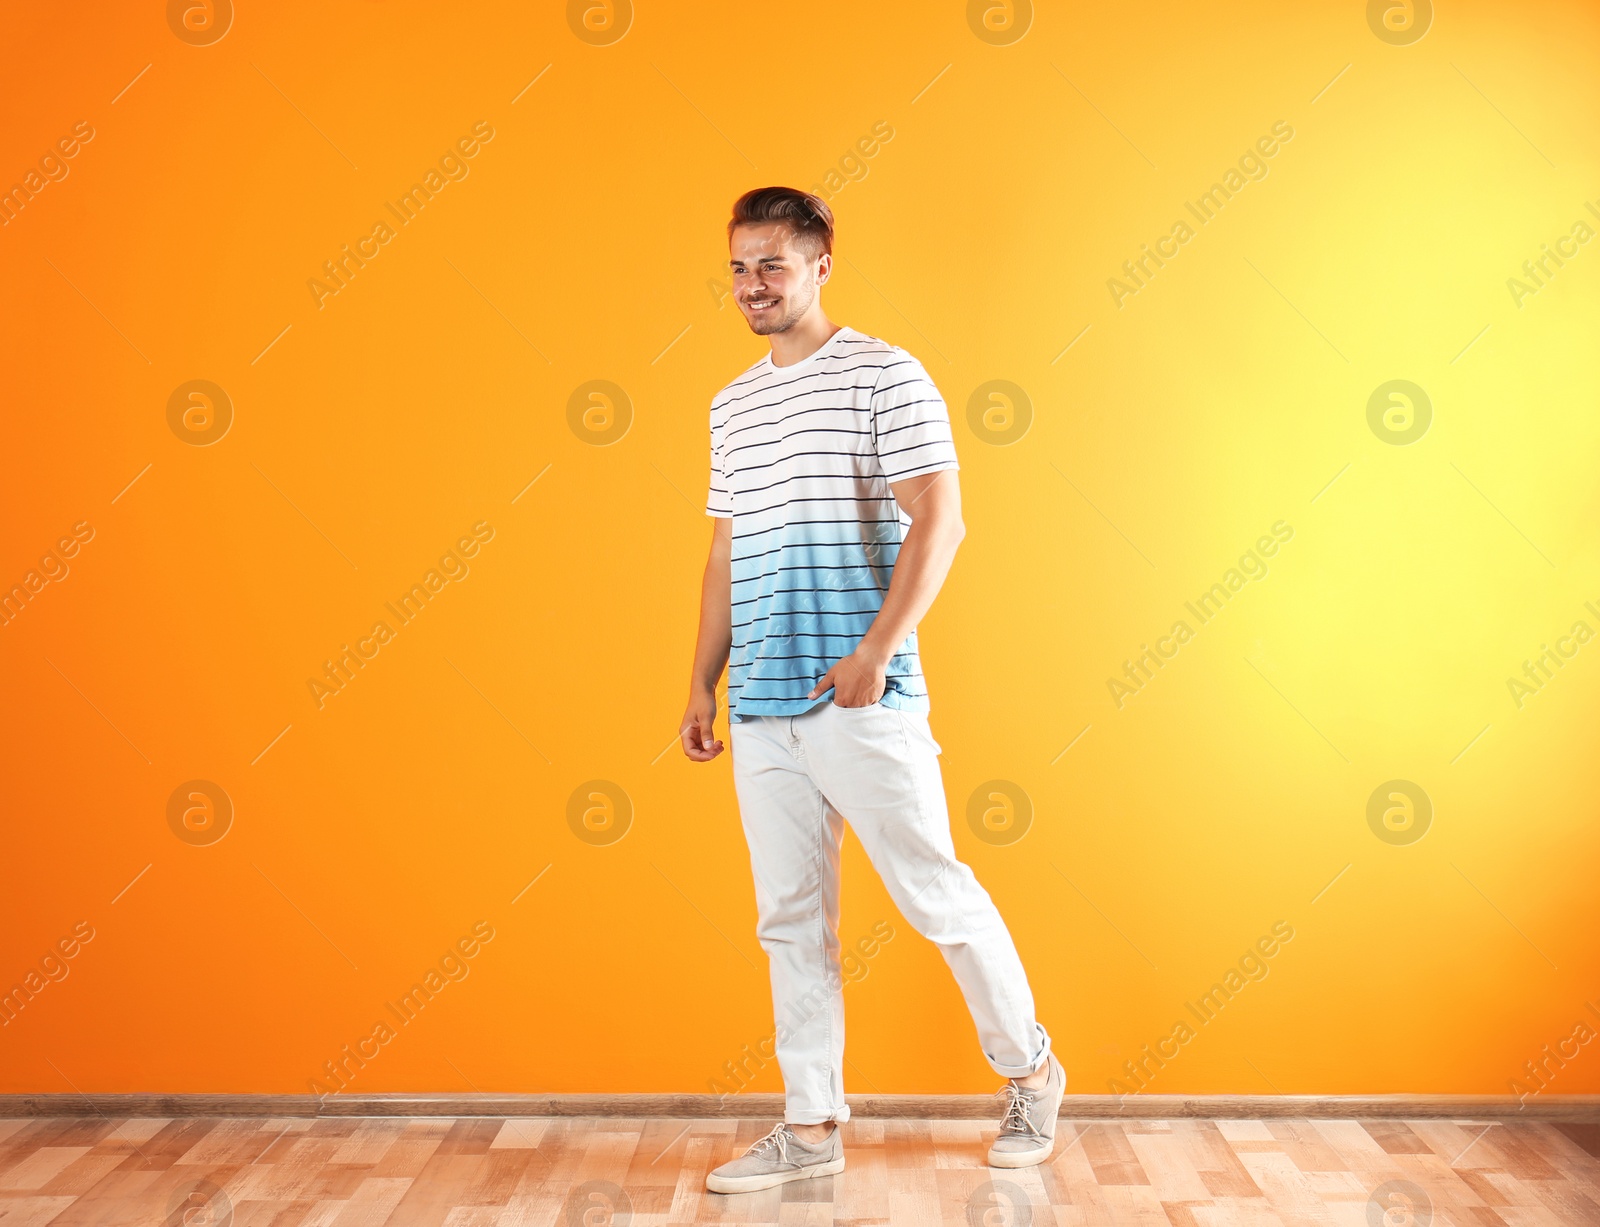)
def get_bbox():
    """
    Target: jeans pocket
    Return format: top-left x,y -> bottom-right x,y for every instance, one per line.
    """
899,710 -> 942,755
